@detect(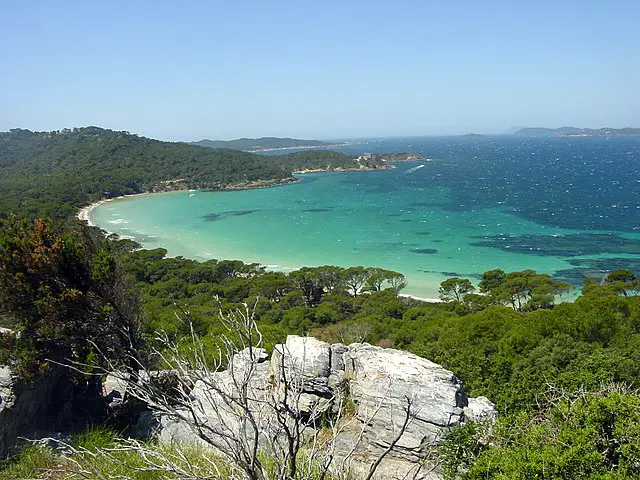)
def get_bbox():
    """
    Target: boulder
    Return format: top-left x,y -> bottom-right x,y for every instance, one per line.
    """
330,343 -> 349,375
464,396 -> 498,423
272,336 -> 332,394
135,347 -> 274,449
343,343 -> 467,462
271,336 -> 335,419
0,362 -> 85,458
